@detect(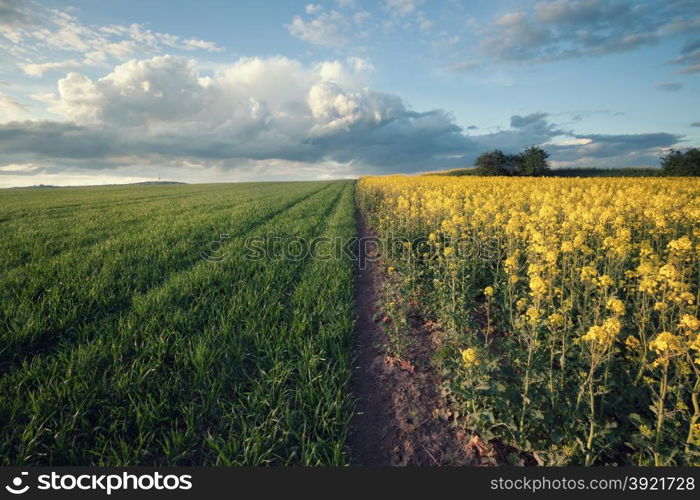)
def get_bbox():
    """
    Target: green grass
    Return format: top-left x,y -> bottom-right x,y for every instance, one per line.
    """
0,180 -> 357,465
